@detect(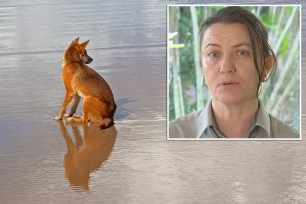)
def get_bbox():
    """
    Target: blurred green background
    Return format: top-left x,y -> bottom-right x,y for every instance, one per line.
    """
168,5 -> 300,131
